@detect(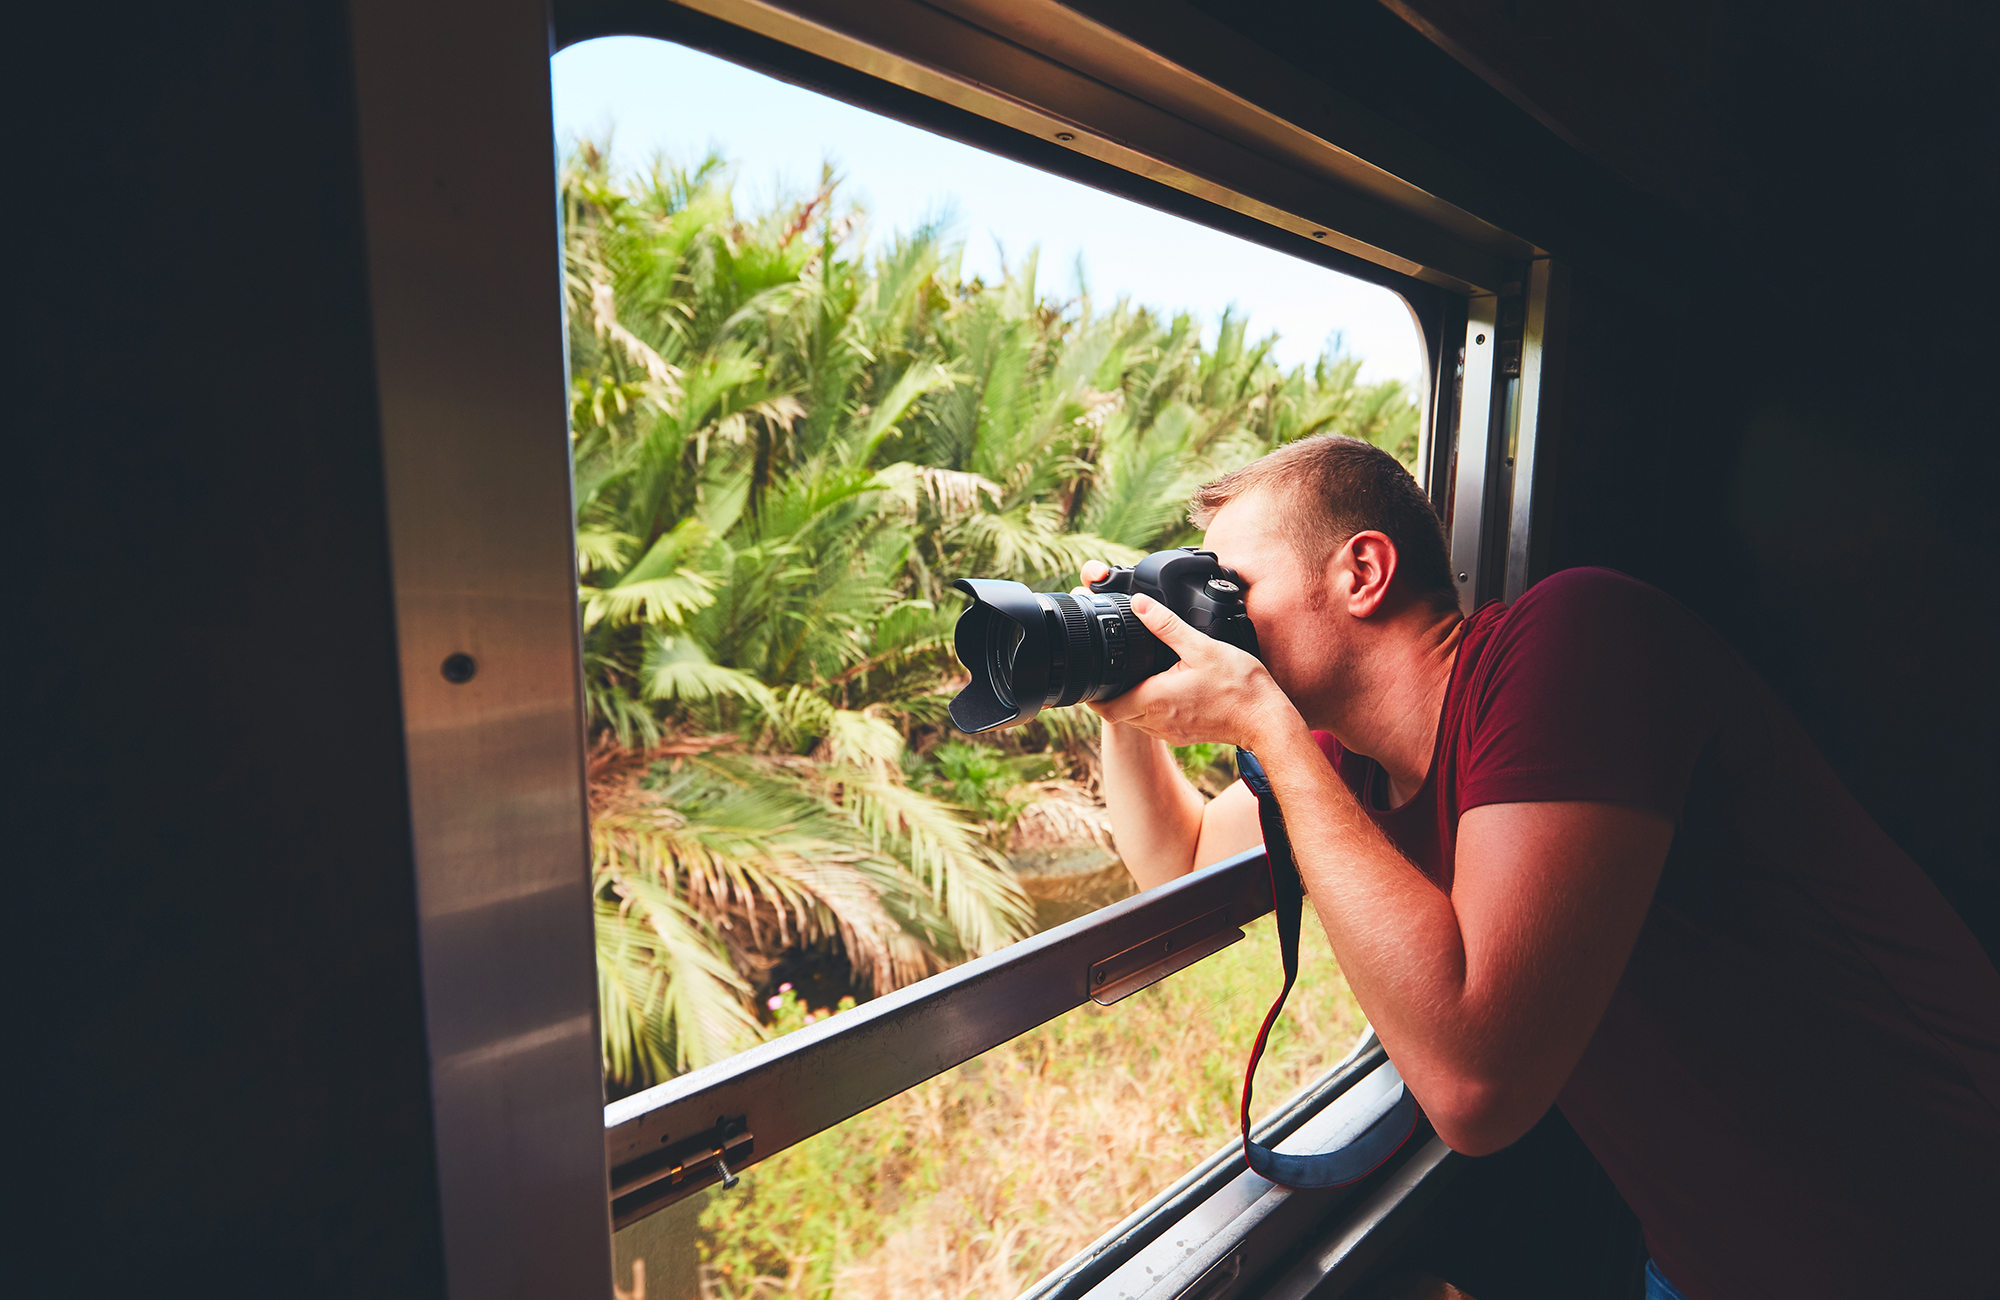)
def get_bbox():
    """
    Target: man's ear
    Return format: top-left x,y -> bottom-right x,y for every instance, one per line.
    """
1337,530 -> 1400,618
